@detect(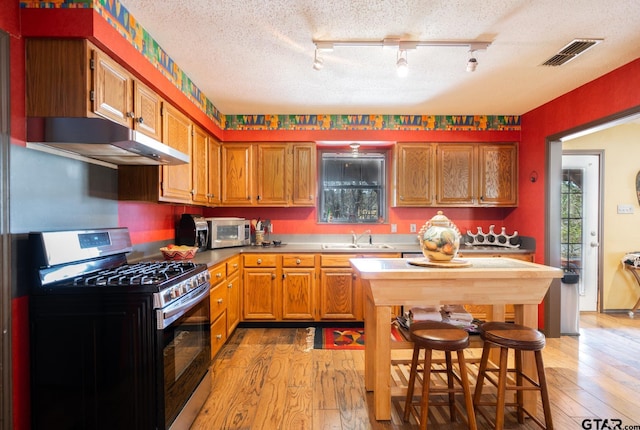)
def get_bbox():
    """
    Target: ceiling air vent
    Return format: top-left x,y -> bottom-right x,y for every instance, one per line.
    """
541,38 -> 603,66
